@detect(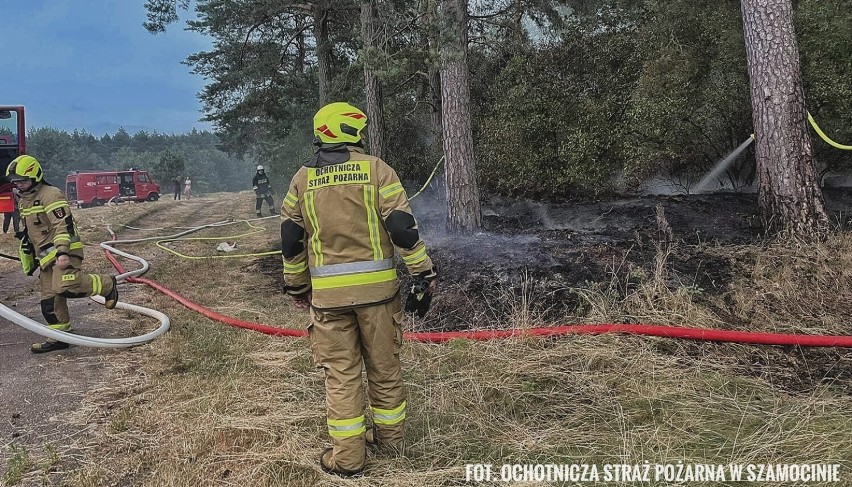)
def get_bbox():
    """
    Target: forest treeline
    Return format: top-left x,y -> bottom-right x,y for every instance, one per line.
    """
26,127 -> 253,193
26,1 -> 850,199
140,0 -> 851,200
